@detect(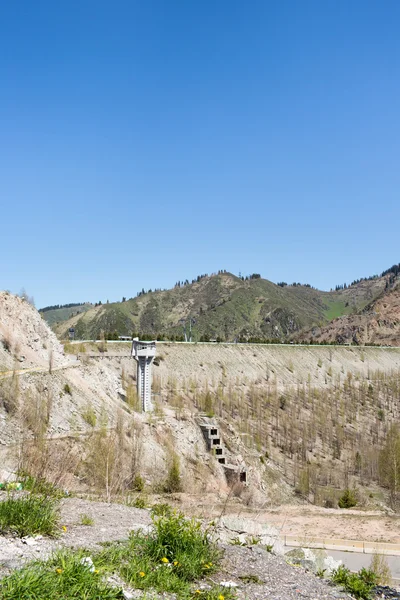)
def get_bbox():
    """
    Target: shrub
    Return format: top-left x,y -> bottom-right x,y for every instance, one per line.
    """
0,494 -> 59,537
338,488 -> 357,509
97,511 -> 222,597
19,474 -> 65,499
331,565 -> 377,599
130,496 -> 147,509
132,474 -> 144,492
369,552 -> 392,585
163,455 -> 182,493
151,503 -> 173,518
